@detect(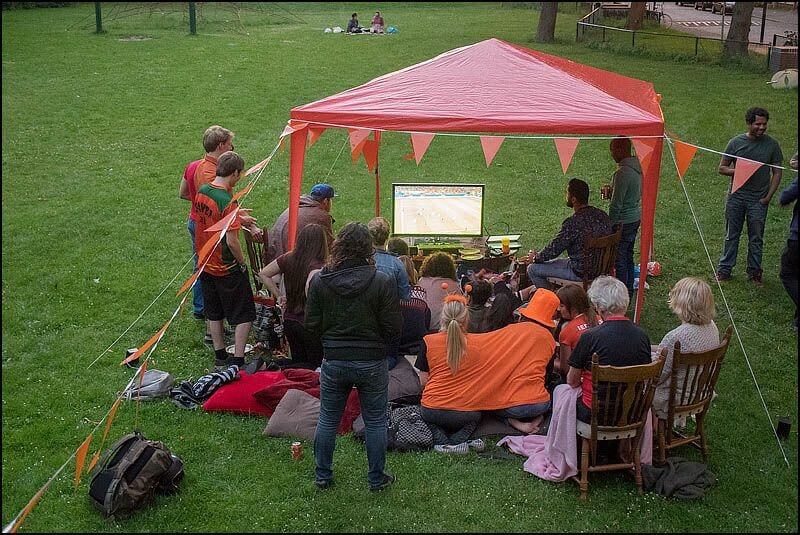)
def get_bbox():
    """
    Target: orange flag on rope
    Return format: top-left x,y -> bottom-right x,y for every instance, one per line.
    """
479,136 -> 504,167
411,133 -> 435,165
73,434 -> 93,487
8,484 -> 48,533
553,138 -> 580,174
203,209 -> 238,234
280,121 -> 309,138
674,140 -> 698,180
86,451 -> 102,475
731,158 -> 763,194
348,128 -> 371,155
102,399 -> 122,442
176,269 -> 201,297
232,182 -> 254,202
138,360 -> 149,386
362,139 -> 379,172
196,229 -> 223,266
308,126 -> 326,147
632,138 -> 659,175
245,156 -> 271,177
120,323 -> 168,366
351,139 -> 367,163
